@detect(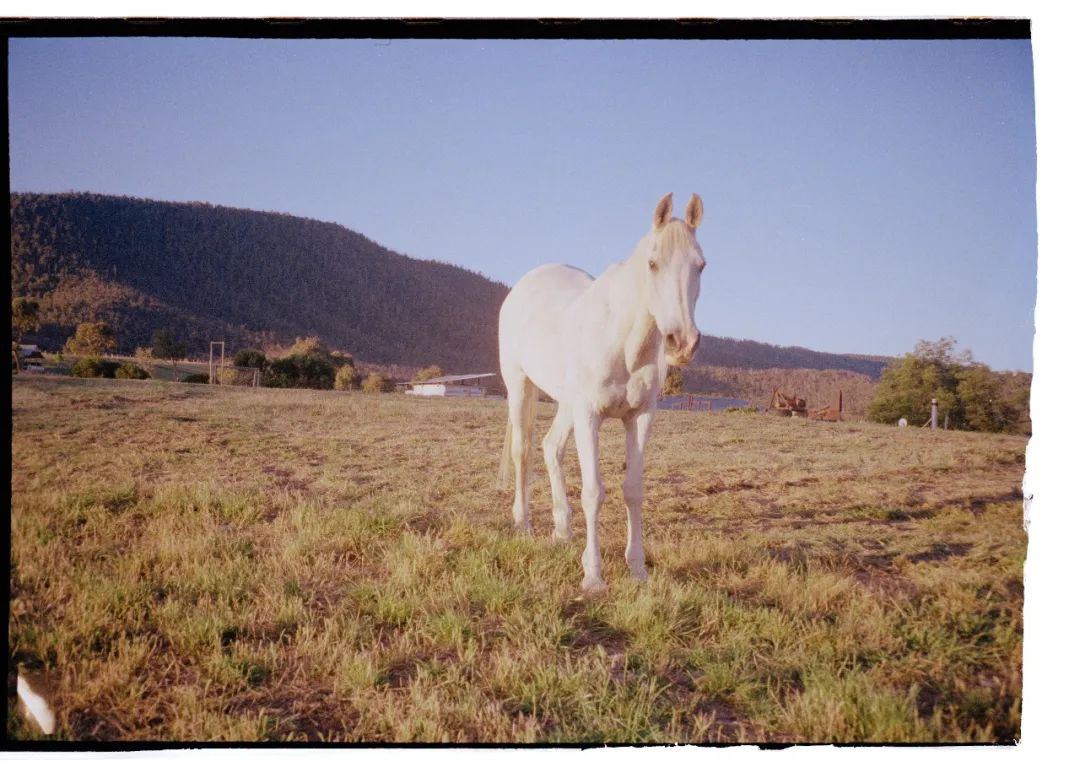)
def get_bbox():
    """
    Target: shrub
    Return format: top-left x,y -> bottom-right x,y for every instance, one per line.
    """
233,348 -> 268,370
412,364 -> 444,382
183,373 -> 209,383
362,372 -> 395,394
330,351 -> 354,369
267,354 -> 335,390
264,338 -> 340,390
71,358 -> 121,378
335,364 -> 358,390
114,361 -> 150,380
285,336 -> 327,357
